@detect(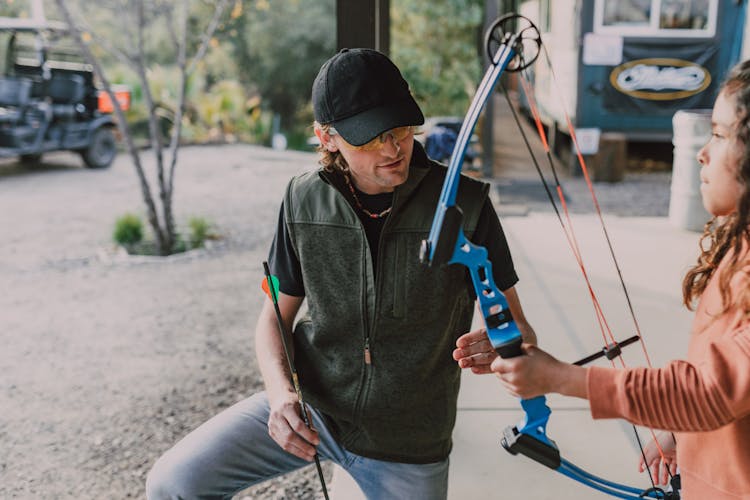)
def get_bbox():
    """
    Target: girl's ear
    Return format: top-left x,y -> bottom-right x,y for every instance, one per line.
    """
315,126 -> 339,152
